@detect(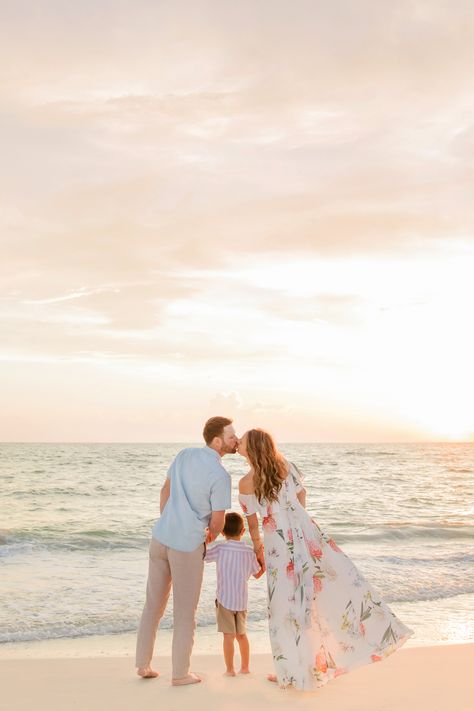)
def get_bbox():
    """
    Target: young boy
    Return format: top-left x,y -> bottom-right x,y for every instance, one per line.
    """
205,511 -> 264,676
